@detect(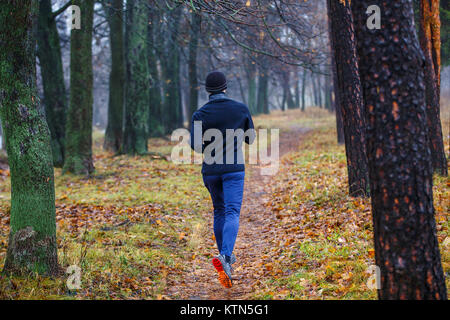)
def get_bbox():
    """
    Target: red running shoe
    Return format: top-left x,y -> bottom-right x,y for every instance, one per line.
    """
212,254 -> 232,288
